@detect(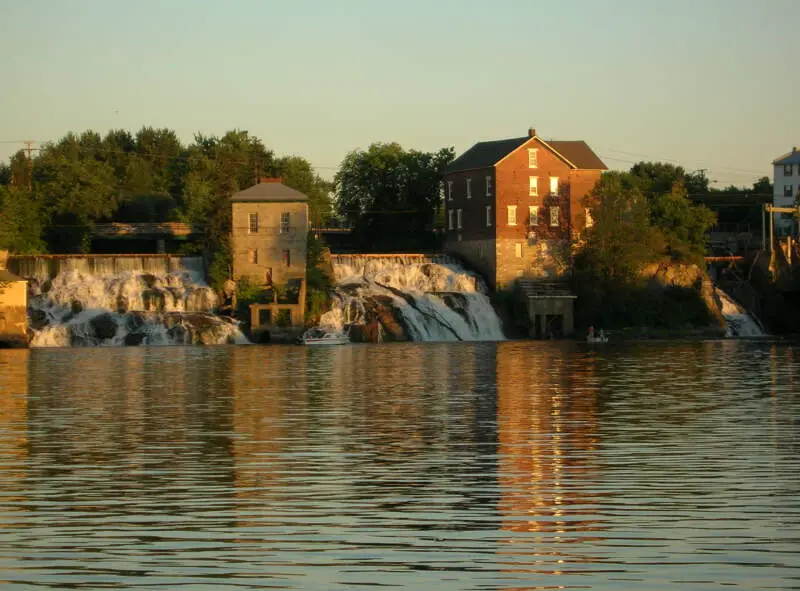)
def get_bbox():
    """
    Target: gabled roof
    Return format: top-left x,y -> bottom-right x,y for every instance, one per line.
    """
773,149 -> 800,166
444,134 -> 607,174
0,269 -> 25,283
231,181 -> 308,203
444,136 -> 530,174
547,141 -> 607,170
